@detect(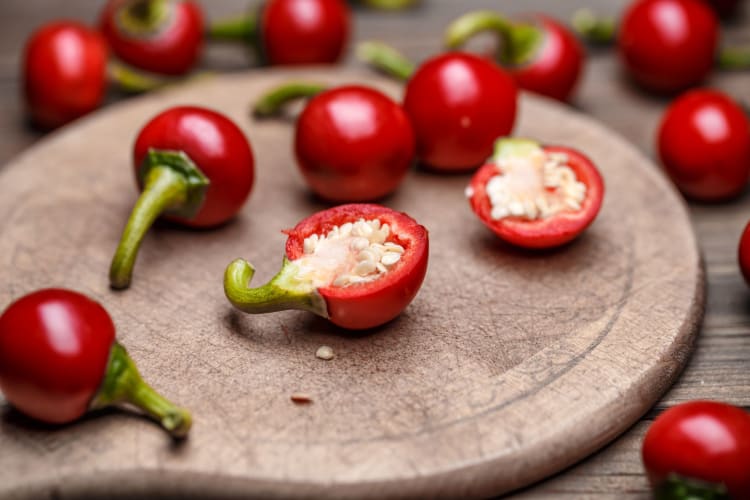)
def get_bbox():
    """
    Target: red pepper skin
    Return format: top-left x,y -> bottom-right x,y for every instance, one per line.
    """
617,0 -> 718,93
99,0 -> 204,76
284,204 -> 428,330
295,86 -> 415,202
468,146 -> 604,249
657,89 -> 750,201
738,221 -> 750,286
403,52 -> 518,172
511,16 -> 584,103
23,21 -> 108,130
0,289 -> 115,424
642,401 -> 750,499
261,0 -> 350,65
133,106 -> 255,227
